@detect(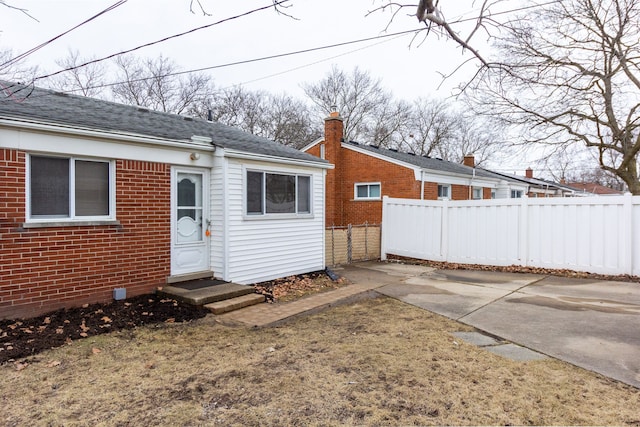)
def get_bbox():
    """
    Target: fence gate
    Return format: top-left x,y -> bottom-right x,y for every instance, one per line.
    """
326,223 -> 381,266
